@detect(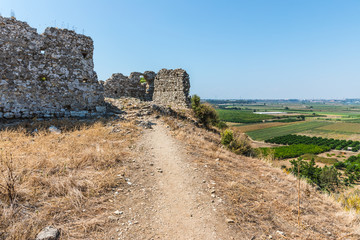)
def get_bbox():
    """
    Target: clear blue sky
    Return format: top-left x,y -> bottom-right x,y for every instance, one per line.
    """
1,0 -> 360,99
